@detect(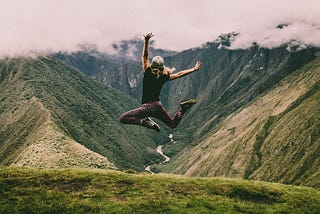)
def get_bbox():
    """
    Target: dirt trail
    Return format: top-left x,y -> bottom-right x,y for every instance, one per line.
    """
145,144 -> 170,174
156,145 -> 170,163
